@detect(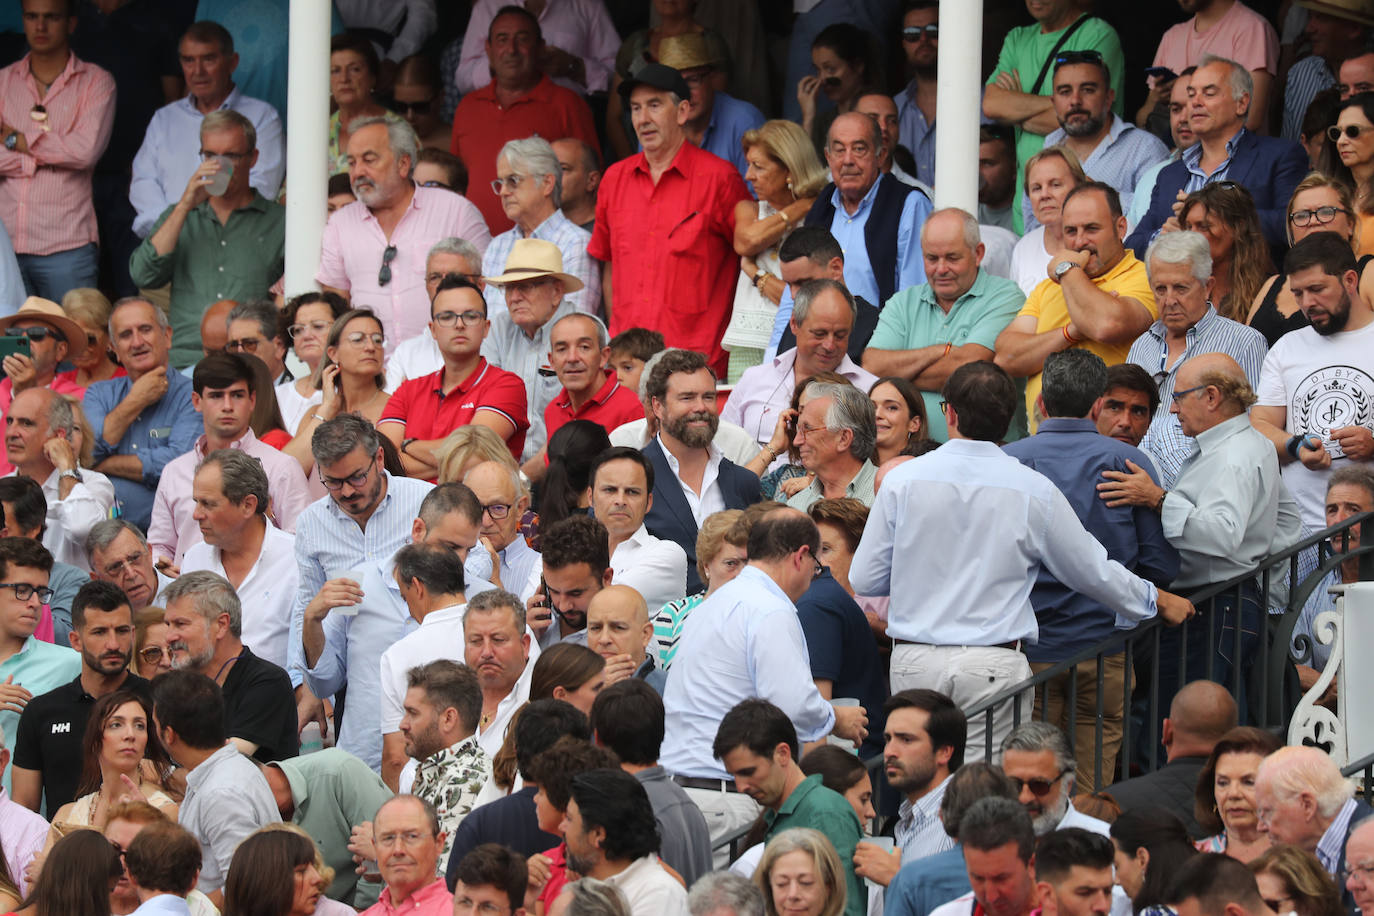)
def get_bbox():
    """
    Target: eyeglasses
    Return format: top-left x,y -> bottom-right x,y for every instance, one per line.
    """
139,646 -> 165,664
481,502 -> 512,520
343,331 -> 385,348
902,24 -> 938,41
1055,49 -> 1104,67
812,558 -> 825,579
85,333 -> 99,346
1329,124 -> 1371,142
388,98 -> 433,116
938,400 -> 949,413
5,326 -> 63,342
375,830 -> 433,848
1291,206 -> 1351,227
1007,769 -> 1070,796
1170,384 -> 1209,402
0,582 -> 53,603
226,337 -> 265,353
419,179 -> 452,190
433,310 -> 486,328
198,149 -> 250,162
1342,864 -> 1374,884
288,320 -> 332,339
320,462 -> 374,492
378,245 -> 398,287
101,552 -> 146,578
490,174 -> 527,195
1261,898 -> 1294,913
426,271 -> 482,286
